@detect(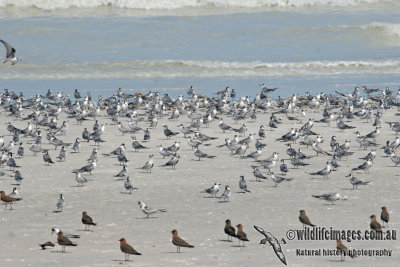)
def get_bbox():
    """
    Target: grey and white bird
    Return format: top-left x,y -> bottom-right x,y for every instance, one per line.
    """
163,125 -> 179,139
280,159 -> 288,175
56,194 -> 65,211
0,39 -> 21,65
178,124 -> 195,137
124,177 -> 135,193
114,165 -> 128,179
138,201 -> 167,218
239,175 -> 250,193
8,187 -> 19,198
131,136 -> 148,152
194,148 -> 216,160
139,154 -> 154,172
51,227 -> 80,239
309,161 -> 332,179
14,170 -> 23,184
29,144 -> 46,156
270,172 -> 293,187
312,193 -> 341,204
253,167 -> 268,181
43,151 -> 55,165
87,148 -> 98,162
346,173 -> 370,189
352,159 -> 372,173
72,160 -> 97,175
219,185 -> 231,201
244,149 -> 262,161
312,142 -> 331,156
219,119 -> 234,133
158,145 -> 173,158
205,183 -> 221,197
75,172 -> 88,187
72,138 -> 81,152
57,146 -> 67,161
390,151 -> 400,166
160,154 -> 179,169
